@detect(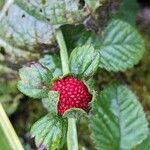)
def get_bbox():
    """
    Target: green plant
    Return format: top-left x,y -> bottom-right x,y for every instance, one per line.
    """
0,0 -> 149,150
